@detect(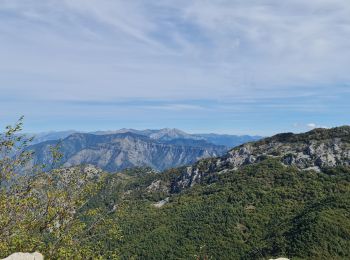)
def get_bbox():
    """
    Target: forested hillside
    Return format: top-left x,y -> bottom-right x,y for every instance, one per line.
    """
1,121 -> 349,259
85,159 -> 350,259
